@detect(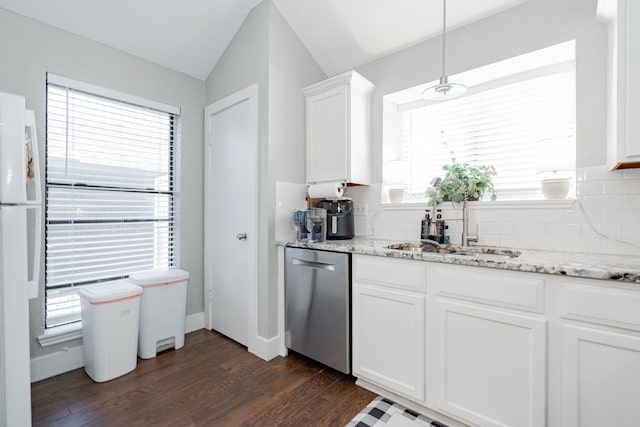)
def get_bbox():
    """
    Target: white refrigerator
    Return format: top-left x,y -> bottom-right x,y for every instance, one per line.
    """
0,91 -> 42,427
